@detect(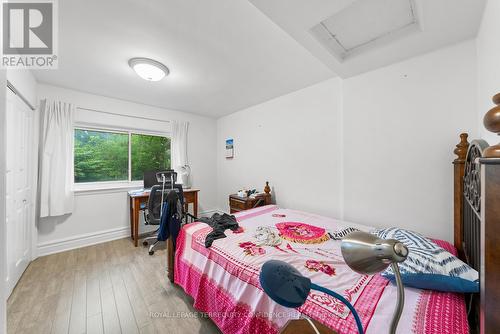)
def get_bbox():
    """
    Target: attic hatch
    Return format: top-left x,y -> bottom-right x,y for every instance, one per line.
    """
311,0 -> 419,62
